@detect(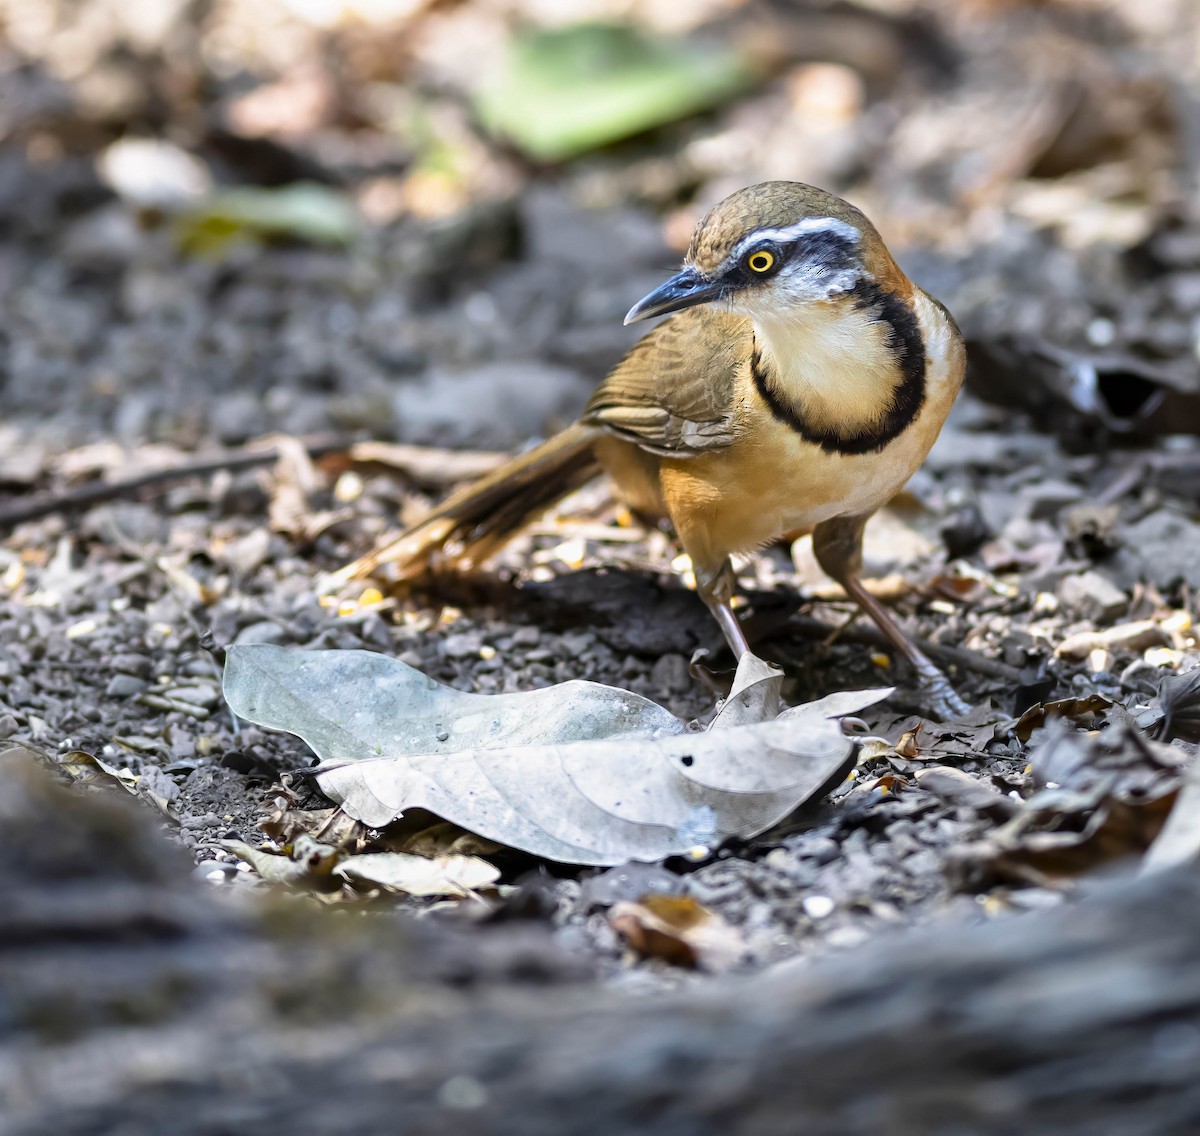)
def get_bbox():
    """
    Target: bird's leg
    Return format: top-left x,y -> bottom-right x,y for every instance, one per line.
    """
812,515 -> 970,721
696,558 -> 751,658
